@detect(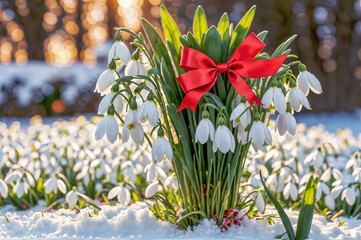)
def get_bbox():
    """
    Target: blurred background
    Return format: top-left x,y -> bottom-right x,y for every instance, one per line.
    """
0,0 -> 360,117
